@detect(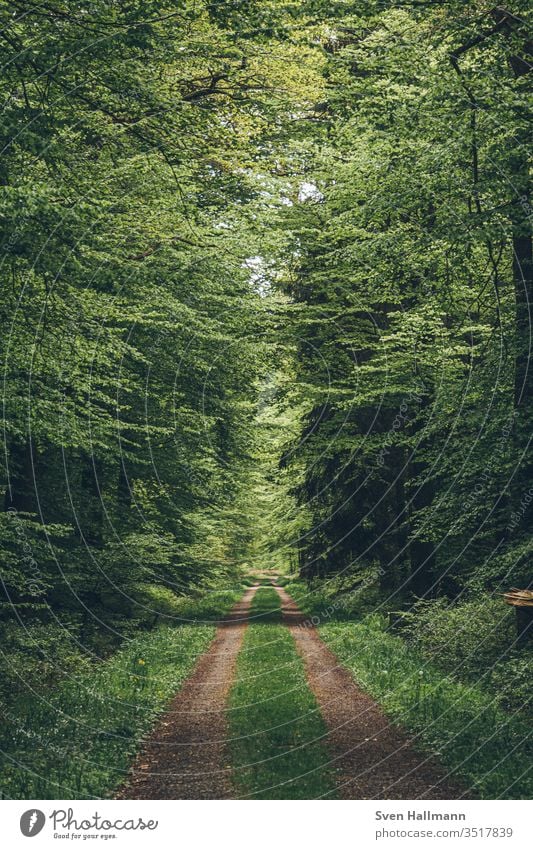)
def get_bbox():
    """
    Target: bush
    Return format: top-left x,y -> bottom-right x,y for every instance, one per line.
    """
490,654 -> 533,715
404,595 -> 533,718
0,620 -> 88,703
283,572 -> 384,621
404,596 -> 515,678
